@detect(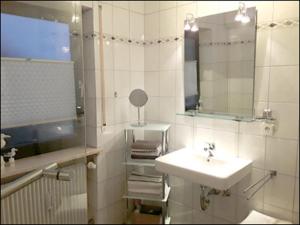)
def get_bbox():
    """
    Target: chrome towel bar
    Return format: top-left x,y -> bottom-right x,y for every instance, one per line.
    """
43,169 -> 72,181
1,163 -> 72,199
243,170 -> 277,200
